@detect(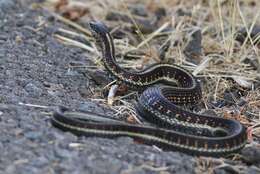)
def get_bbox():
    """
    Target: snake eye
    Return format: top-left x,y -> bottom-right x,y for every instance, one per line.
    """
89,22 -> 98,32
